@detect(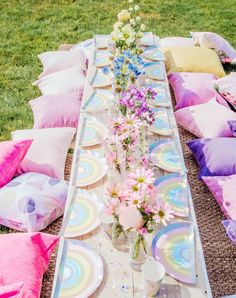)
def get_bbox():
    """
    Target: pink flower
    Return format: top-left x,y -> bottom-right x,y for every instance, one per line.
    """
118,205 -> 143,231
153,202 -> 174,226
128,167 -> 155,186
138,227 -> 148,235
106,198 -> 120,216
